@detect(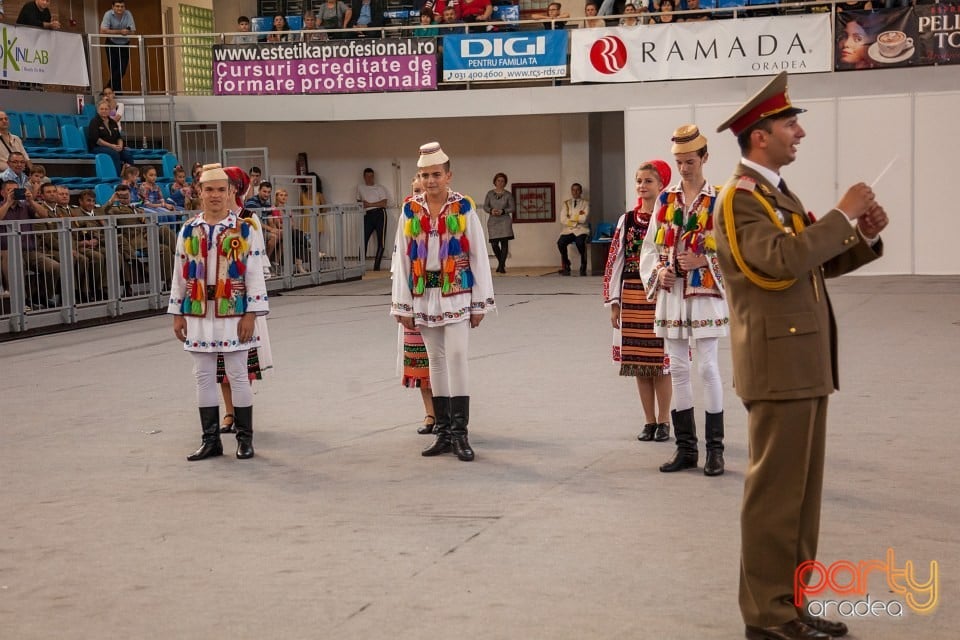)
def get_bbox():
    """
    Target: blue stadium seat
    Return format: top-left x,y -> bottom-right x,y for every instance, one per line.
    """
21,113 -> 46,144
95,153 -> 120,180
60,125 -> 94,158
7,112 -> 24,139
593,222 -> 615,242
161,153 -> 179,179
95,182 -> 116,207
81,102 -> 97,120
